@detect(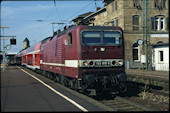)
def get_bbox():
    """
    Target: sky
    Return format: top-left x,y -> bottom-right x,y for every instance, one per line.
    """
1,0 -> 104,53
